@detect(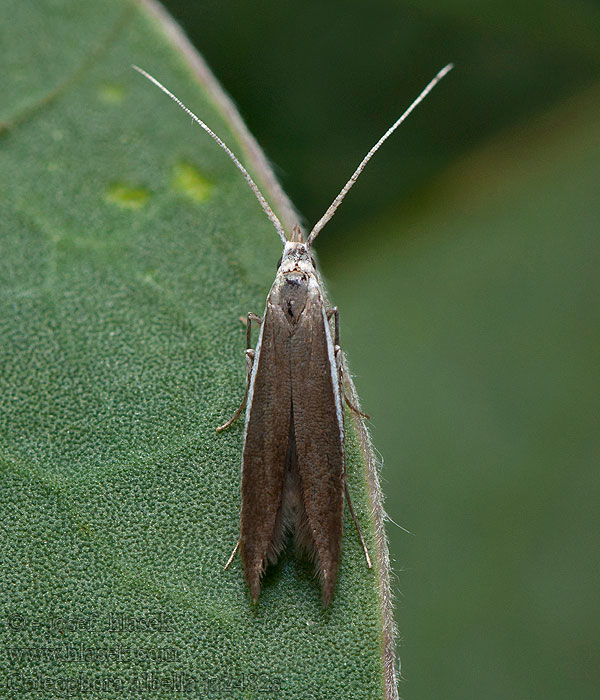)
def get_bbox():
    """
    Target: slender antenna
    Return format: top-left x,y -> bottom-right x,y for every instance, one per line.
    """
307,63 -> 454,247
132,65 -> 287,244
